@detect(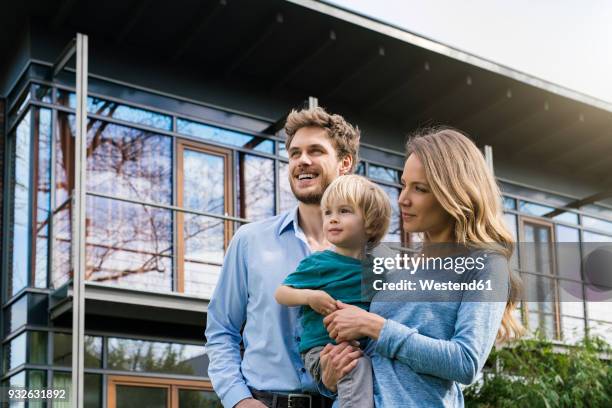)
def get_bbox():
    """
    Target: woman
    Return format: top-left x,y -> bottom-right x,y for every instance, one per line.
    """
320,127 -> 523,407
